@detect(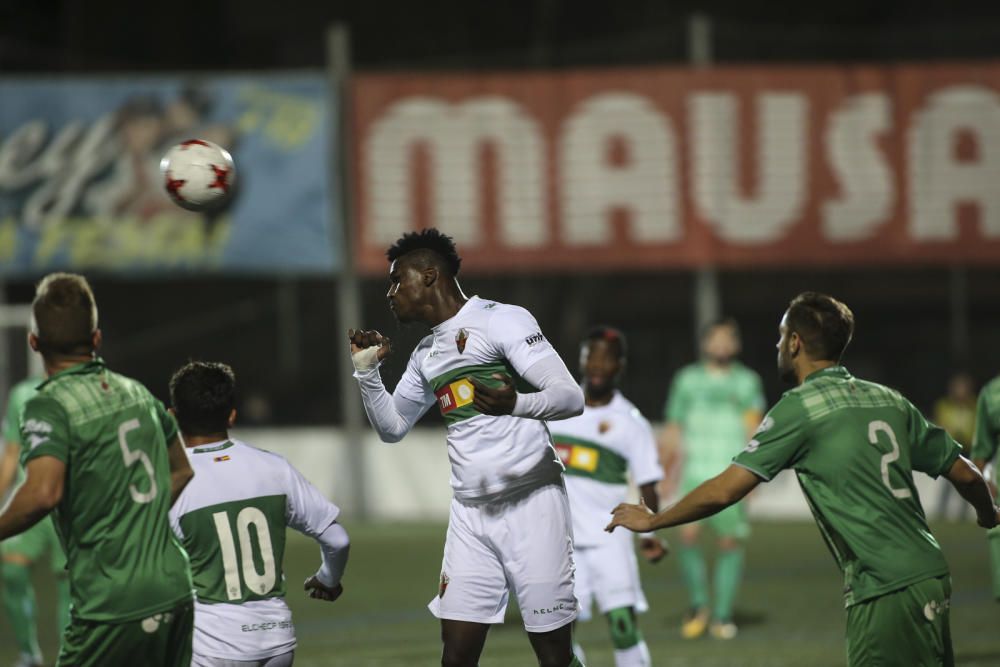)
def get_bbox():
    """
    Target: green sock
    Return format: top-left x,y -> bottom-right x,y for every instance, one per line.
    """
2,562 -> 42,660
56,576 -> 71,636
713,546 -> 745,621
677,543 -> 709,609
